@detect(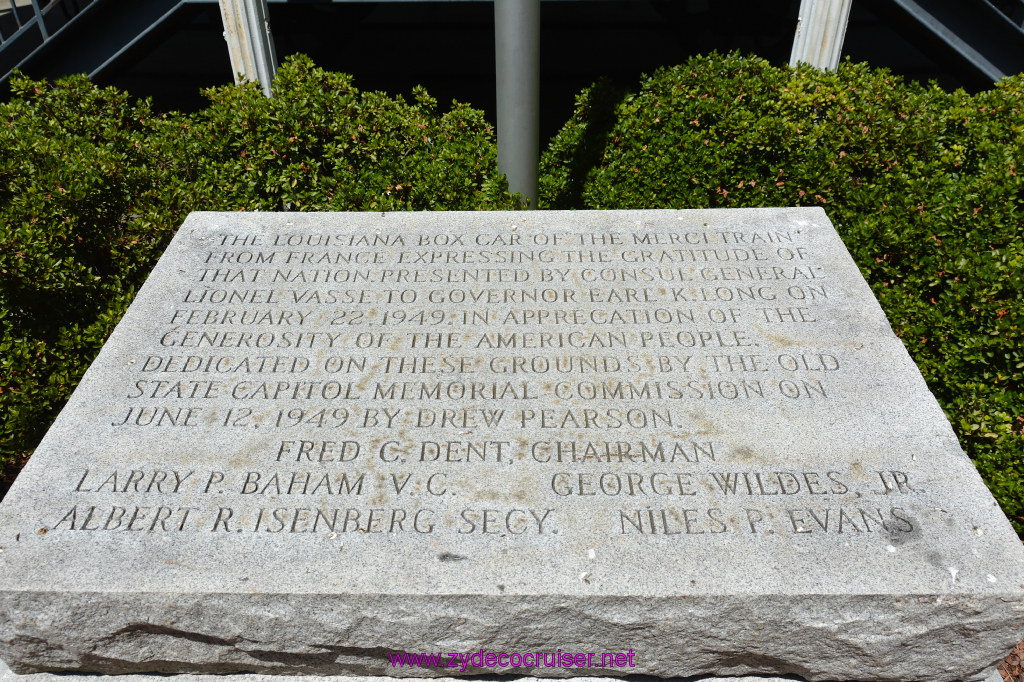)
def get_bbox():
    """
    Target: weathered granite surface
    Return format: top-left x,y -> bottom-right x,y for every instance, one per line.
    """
0,659 -> 1007,682
0,209 -> 1021,680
